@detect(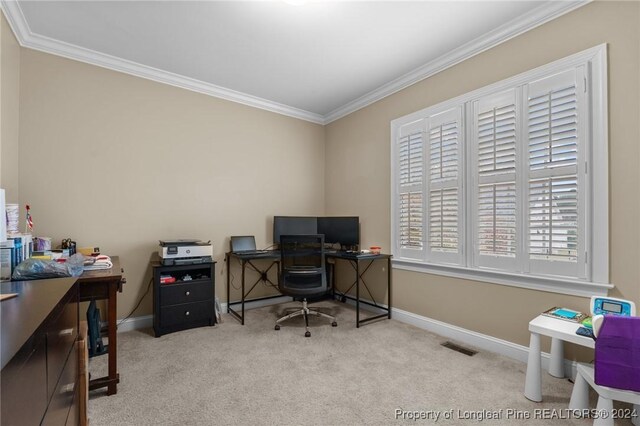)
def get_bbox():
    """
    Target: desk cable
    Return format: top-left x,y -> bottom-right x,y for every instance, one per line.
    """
116,276 -> 152,329
259,244 -> 278,289
226,256 -> 279,291
229,258 -> 240,291
220,256 -> 241,291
